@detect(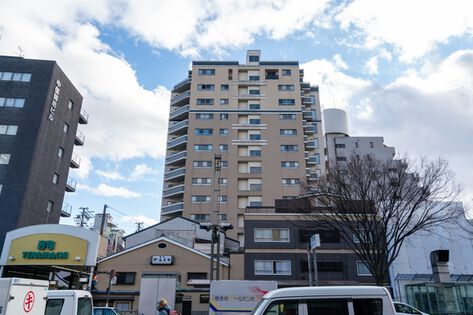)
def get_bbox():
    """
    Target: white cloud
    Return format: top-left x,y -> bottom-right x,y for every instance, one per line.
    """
78,183 -> 141,198
118,215 -> 159,227
336,0 -> 473,61
129,163 -> 156,181
365,56 -> 378,75
332,54 -> 348,70
96,170 -> 125,181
